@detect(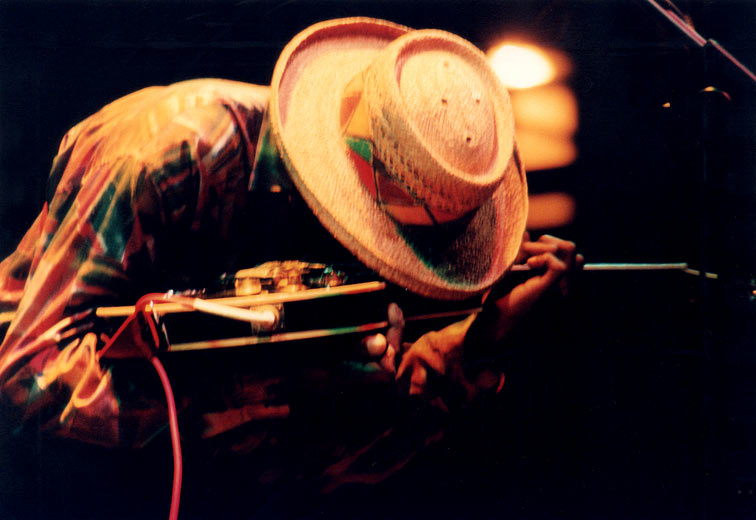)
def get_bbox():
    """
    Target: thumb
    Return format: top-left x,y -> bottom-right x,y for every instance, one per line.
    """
409,364 -> 427,396
386,302 -> 405,352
